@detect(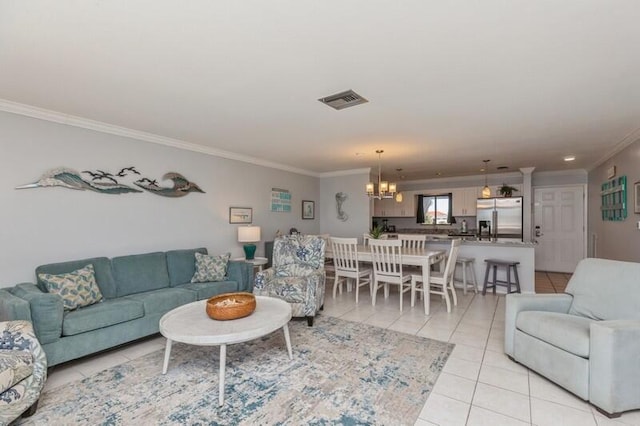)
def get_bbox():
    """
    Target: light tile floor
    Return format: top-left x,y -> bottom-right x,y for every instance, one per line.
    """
44,283 -> 640,426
